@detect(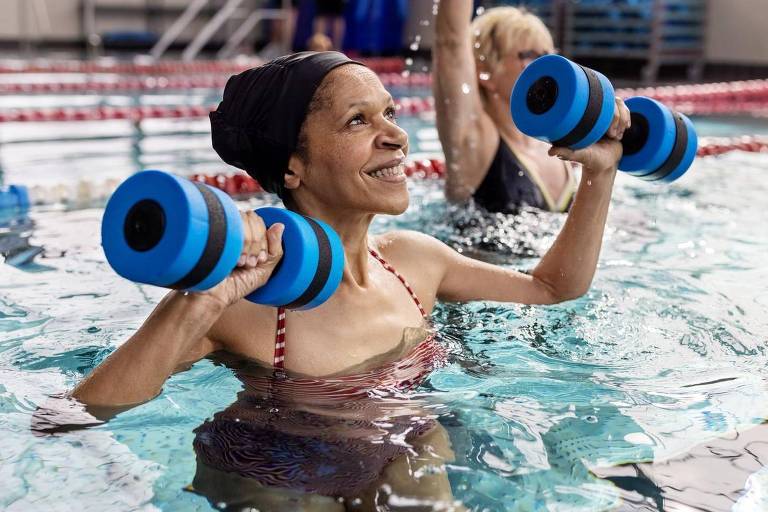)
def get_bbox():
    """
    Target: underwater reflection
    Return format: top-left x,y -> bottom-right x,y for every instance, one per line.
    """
188,331 -> 467,512
593,422 -> 768,512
